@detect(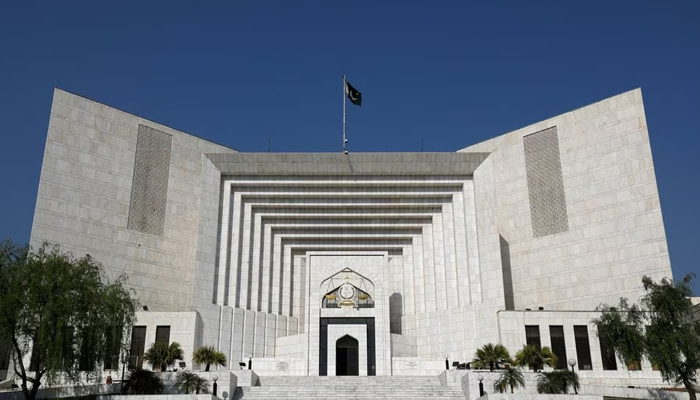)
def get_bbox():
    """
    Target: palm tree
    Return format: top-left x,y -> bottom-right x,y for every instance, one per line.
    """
194,375 -> 210,394
122,368 -> 164,395
493,366 -> 526,394
144,341 -> 184,372
536,370 -> 579,394
472,343 -> 513,371
175,371 -> 210,394
514,345 -> 557,371
192,345 -> 227,371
